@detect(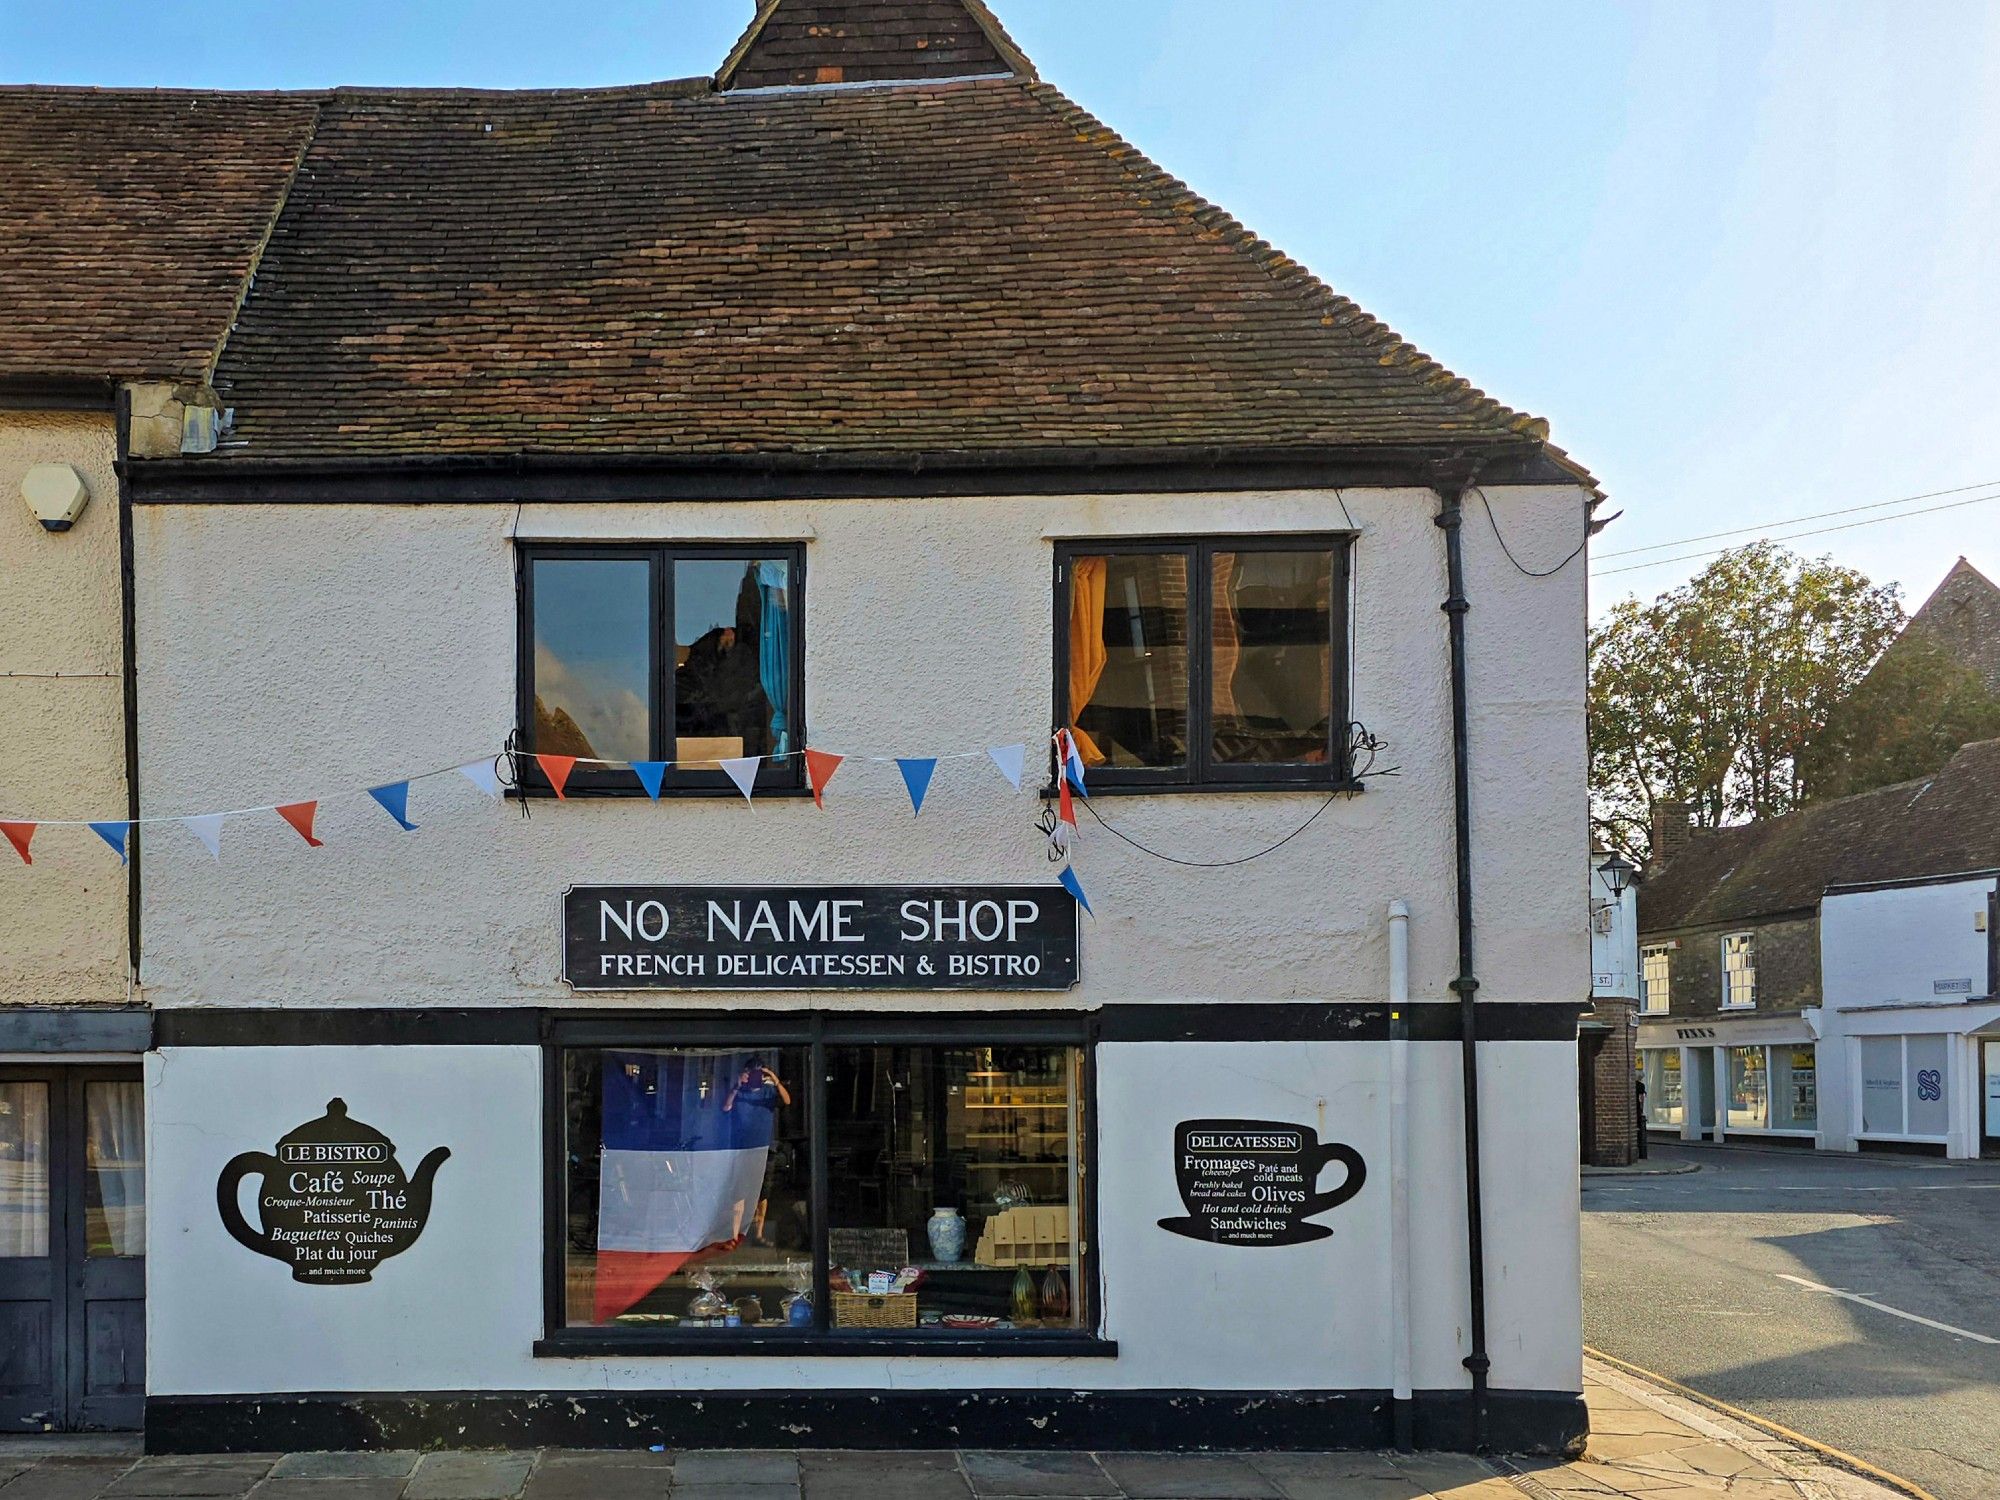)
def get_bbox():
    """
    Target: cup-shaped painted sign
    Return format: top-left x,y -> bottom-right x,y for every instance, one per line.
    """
1159,1118 -> 1366,1246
